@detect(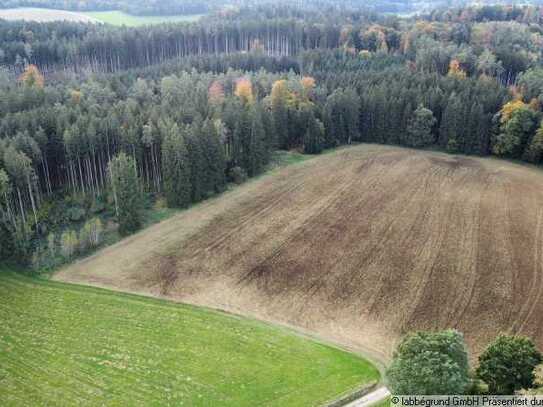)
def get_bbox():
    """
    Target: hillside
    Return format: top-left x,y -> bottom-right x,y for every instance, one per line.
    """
55,144 -> 543,359
0,271 -> 378,406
